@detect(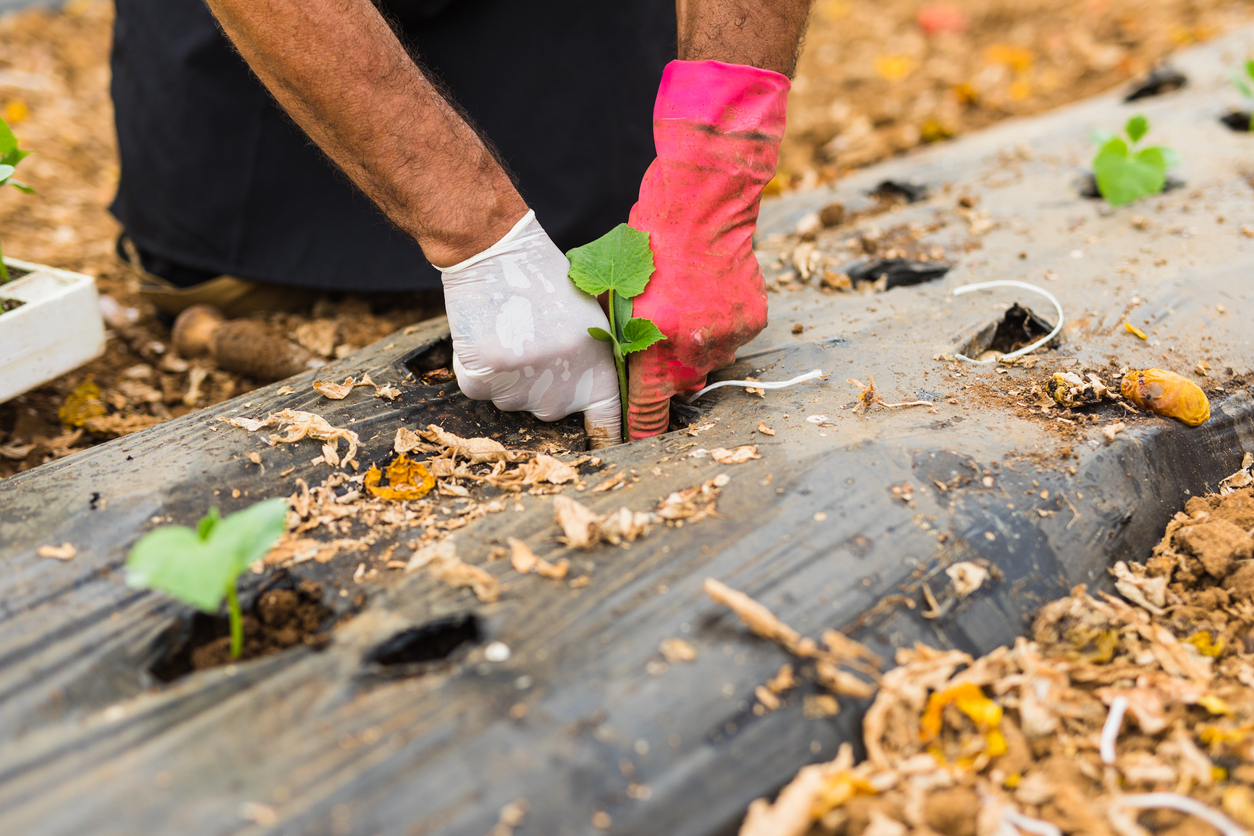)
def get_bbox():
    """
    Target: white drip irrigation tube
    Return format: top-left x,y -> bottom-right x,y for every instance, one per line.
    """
685,369 -> 824,404
952,280 -> 1065,365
